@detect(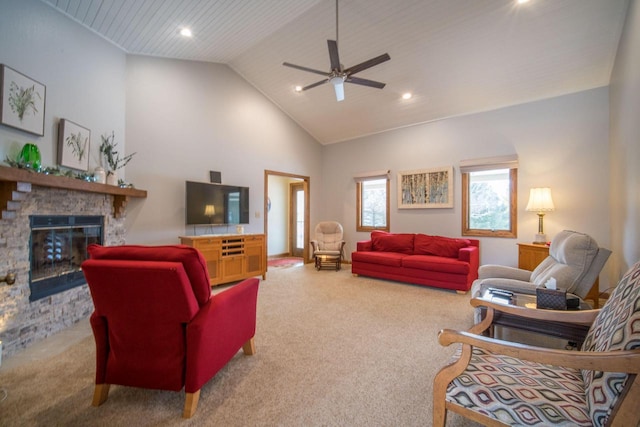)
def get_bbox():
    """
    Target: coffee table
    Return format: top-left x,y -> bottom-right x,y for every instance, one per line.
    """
477,289 -> 593,347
